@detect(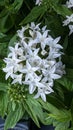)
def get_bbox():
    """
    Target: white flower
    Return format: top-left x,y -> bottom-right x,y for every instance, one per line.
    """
12,74 -> 23,84
69,25 -> 73,35
28,82 -> 36,94
26,48 -> 39,59
66,0 -> 73,8
23,76 -> 41,94
48,47 -> 62,59
17,26 -> 28,39
42,65 -> 61,81
17,27 -> 25,39
47,37 -> 63,59
35,0 -> 42,6
28,38 -> 38,48
3,57 -> 22,72
41,59 -> 56,69
36,30 -> 52,50
3,66 -> 14,80
63,14 -> 73,26
62,14 -> 73,35
20,61 -> 39,81
26,48 -> 42,67
30,22 -> 41,31
42,25 -> 47,32
3,22 -> 65,102
49,37 -> 63,49
34,83 -> 54,102
8,43 -> 24,58
55,60 -> 66,76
